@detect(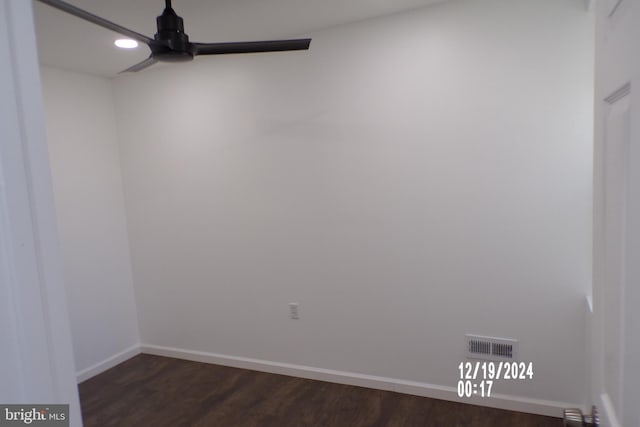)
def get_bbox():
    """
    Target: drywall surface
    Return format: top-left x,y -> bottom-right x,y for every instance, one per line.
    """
41,67 -> 140,375
114,0 -> 592,405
